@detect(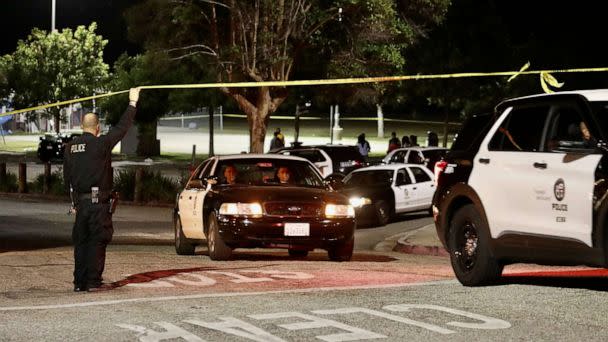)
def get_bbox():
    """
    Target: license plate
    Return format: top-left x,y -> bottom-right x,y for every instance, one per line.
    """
46,146 -> 53,150
284,222 -> 310,236
340,161 -> 352,167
